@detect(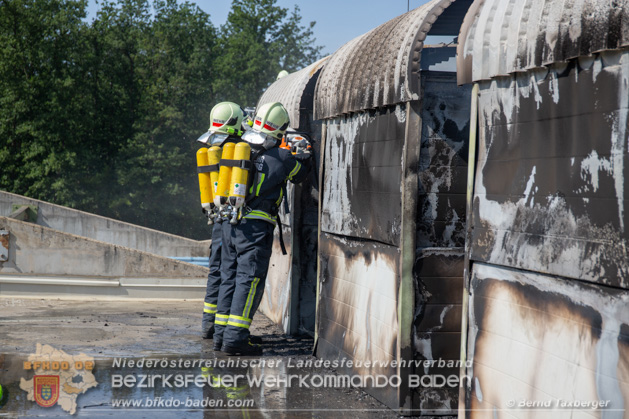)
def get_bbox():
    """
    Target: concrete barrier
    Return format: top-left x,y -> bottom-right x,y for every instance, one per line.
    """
0,216 -> 208,299
0,190 -> 210,258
